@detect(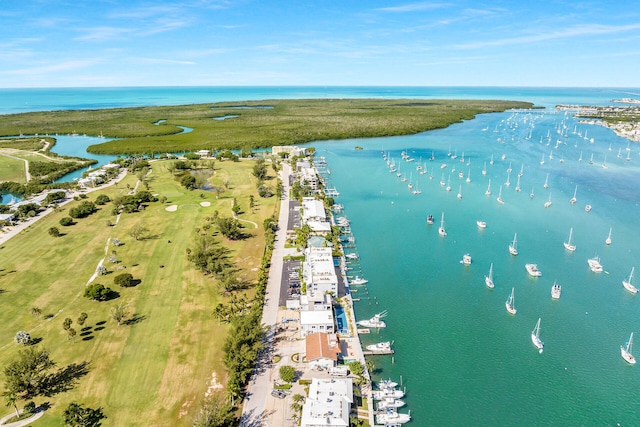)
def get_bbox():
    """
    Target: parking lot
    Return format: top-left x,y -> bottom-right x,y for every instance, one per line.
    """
280,259 -> 302,306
